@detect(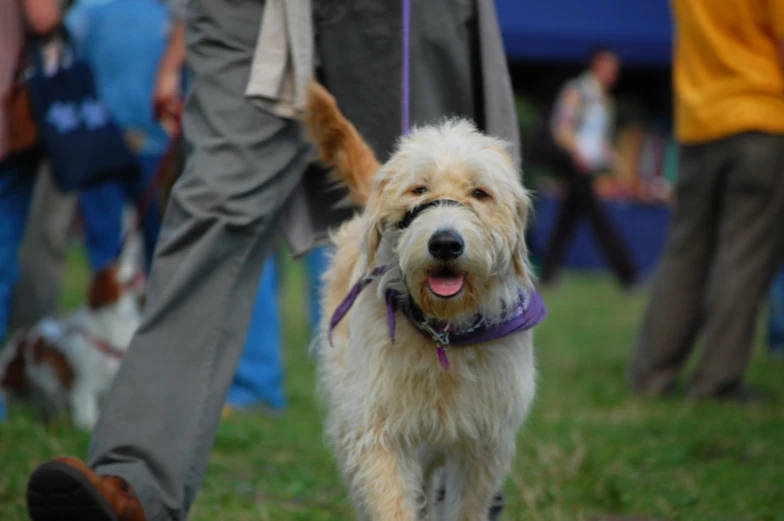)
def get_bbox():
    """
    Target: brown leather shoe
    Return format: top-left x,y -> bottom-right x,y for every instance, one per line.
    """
26,456 -> 147,521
